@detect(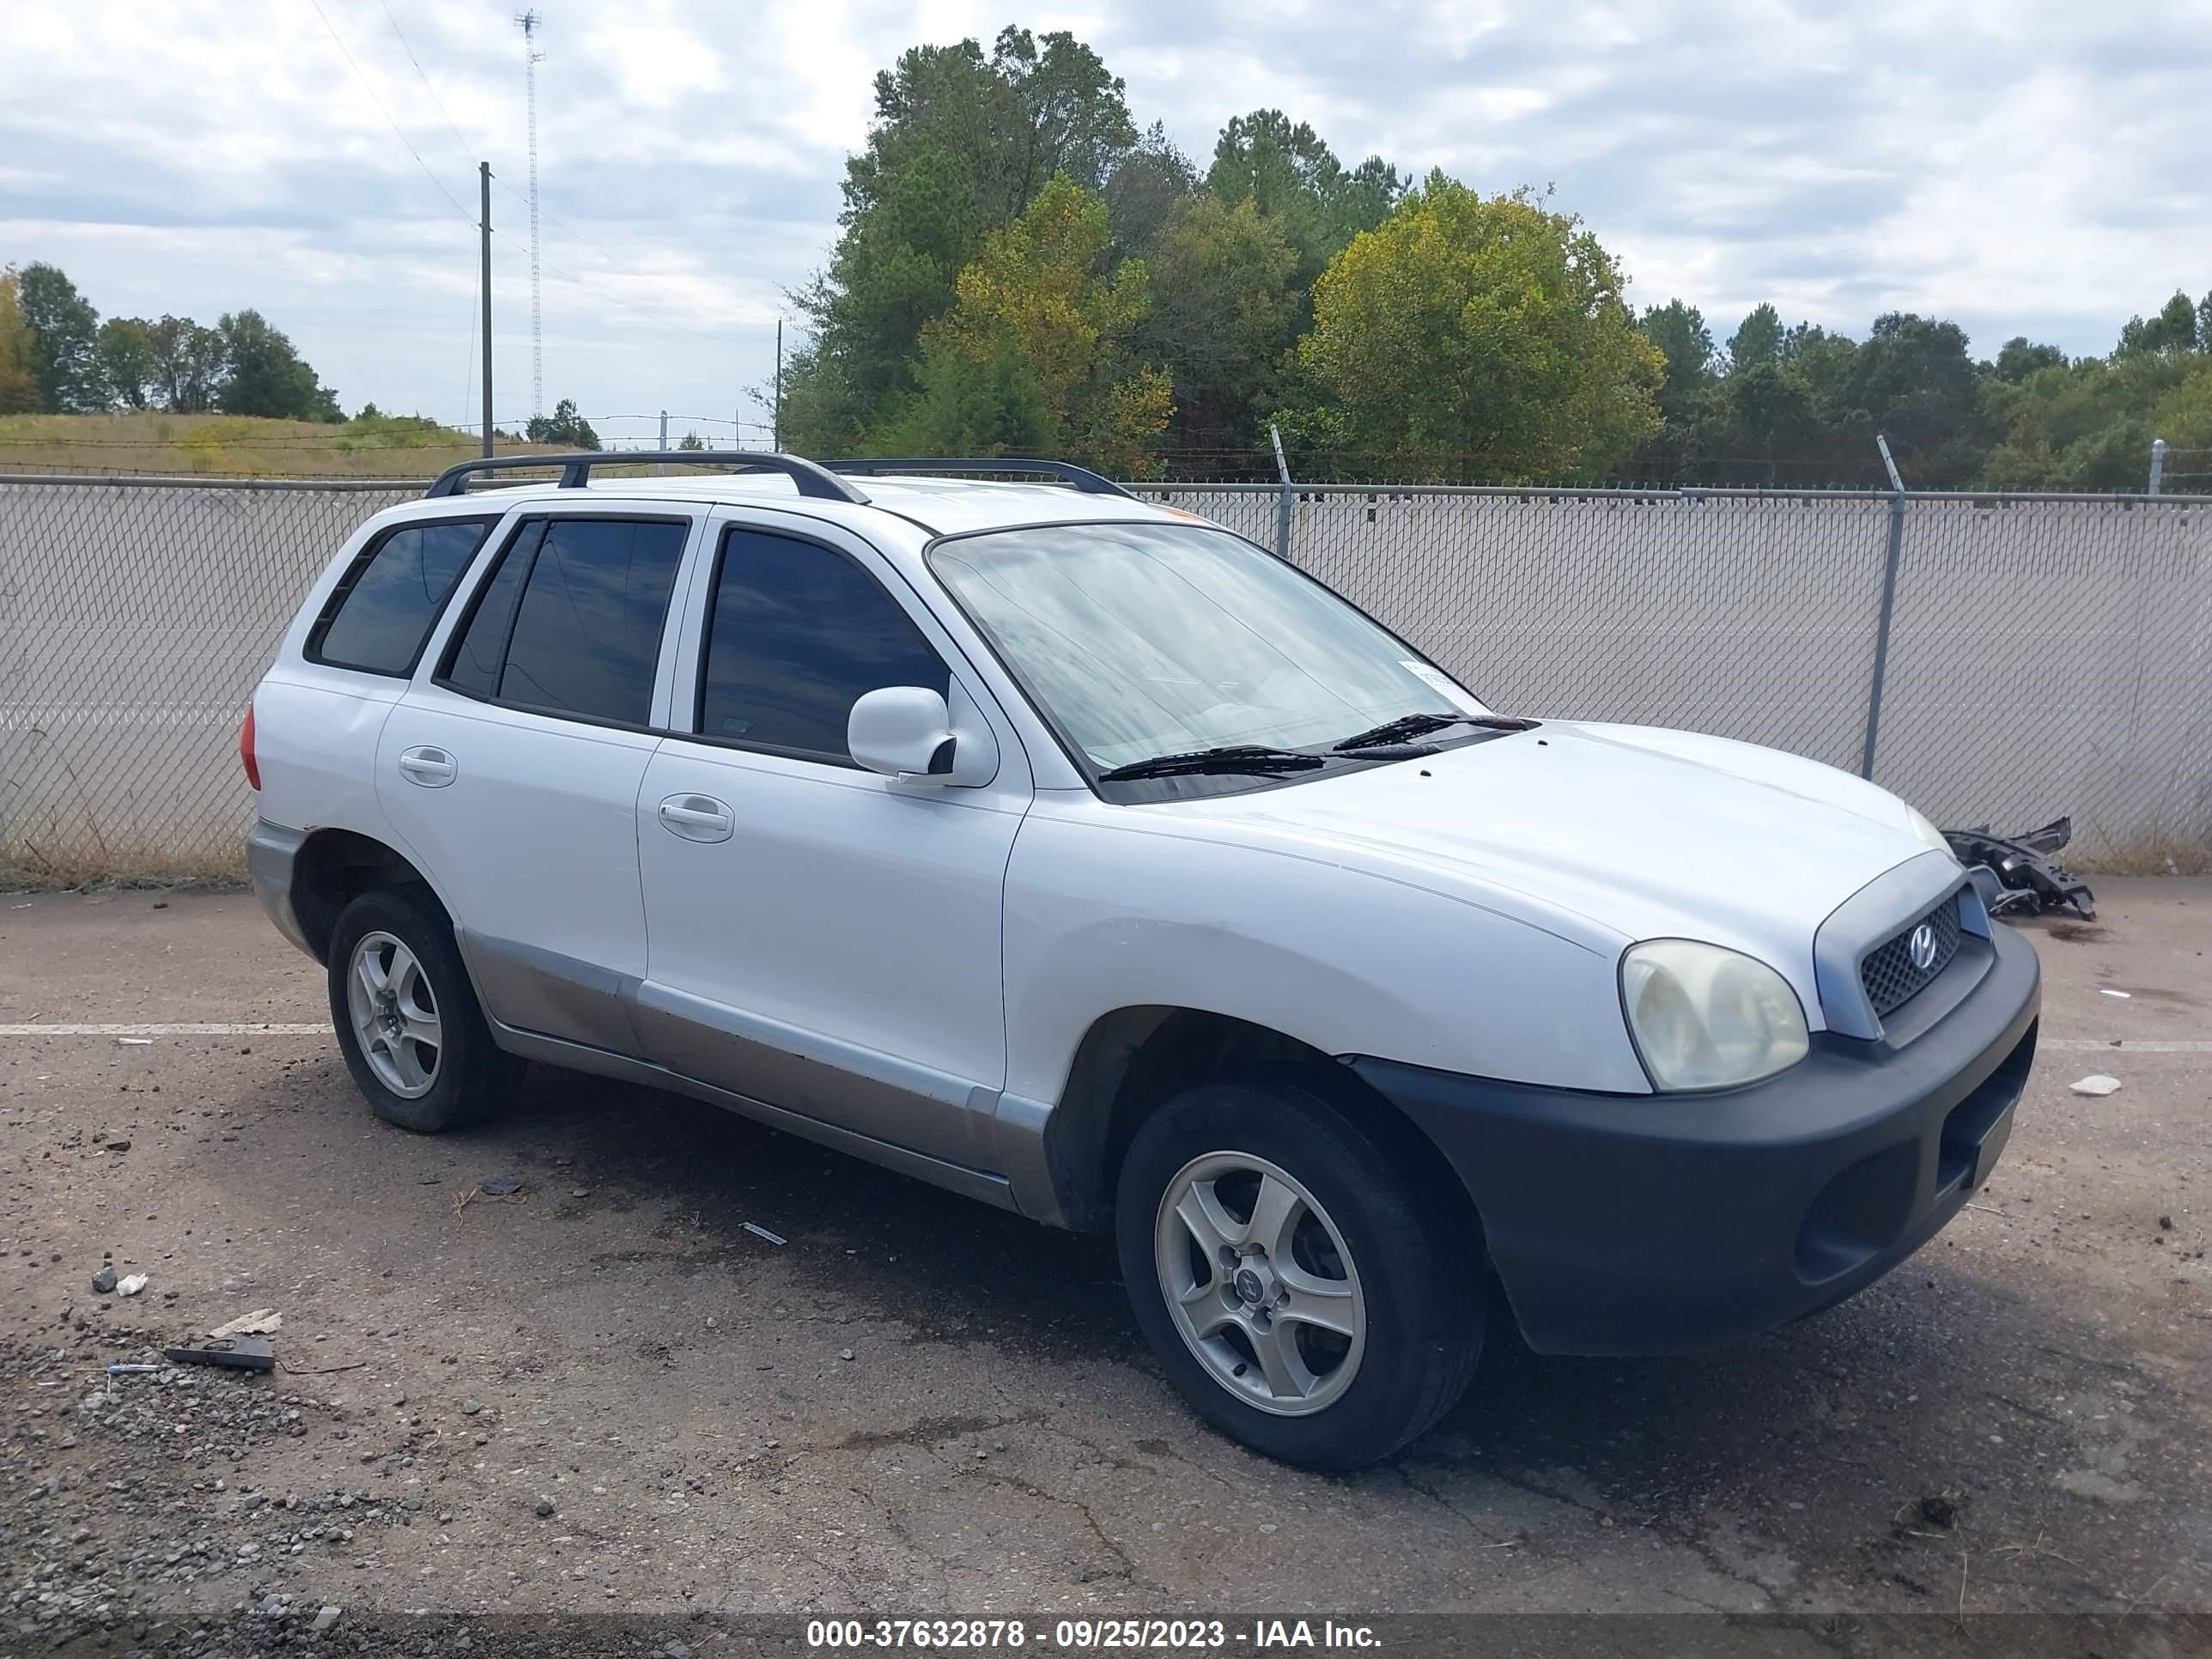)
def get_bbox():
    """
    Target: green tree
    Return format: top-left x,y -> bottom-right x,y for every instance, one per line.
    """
96,317 -> 159,409
888,175 -> 1171,472
677,429 -> 706,452
146,316 -> 226,412
2117,291 -> 2199,358
1103,123 -> 1199,259
1294,176 -> 1662,483
1206,110 -> 1401,287
0,270 -> 40,414
1838,312 -> 1984,481
873,333 -> 1054,456
216,310 -> 339,420
1726,303 -> 1782,374
15,262 -> 105,410
1987,337 -> 2068,383
526,398 -> 600,448
1637,300 -> 1717,423
1129,196 -> 1300,447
